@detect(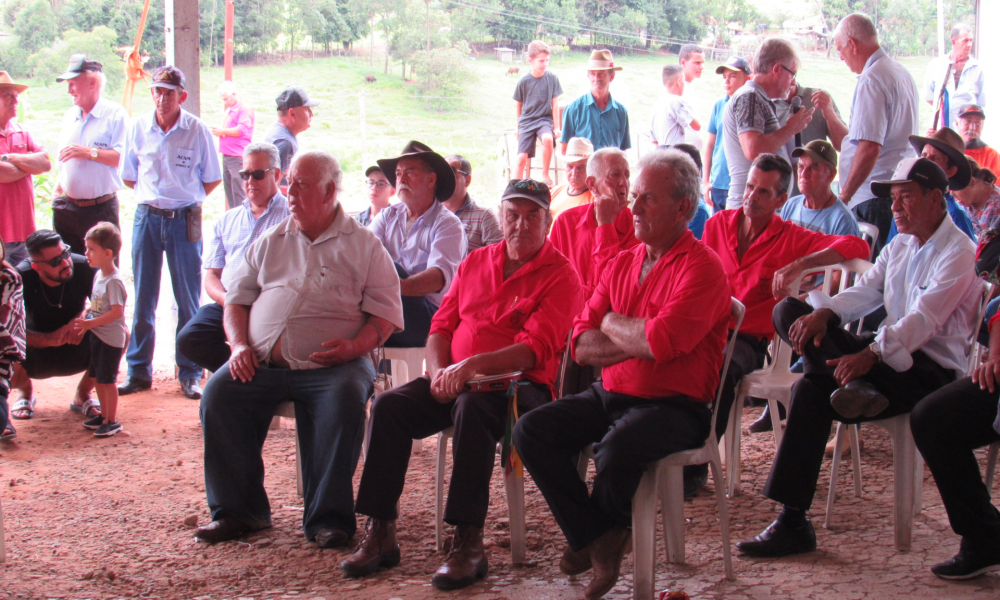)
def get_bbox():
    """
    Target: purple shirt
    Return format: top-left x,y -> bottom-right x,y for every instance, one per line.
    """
219,101 -> 254,157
